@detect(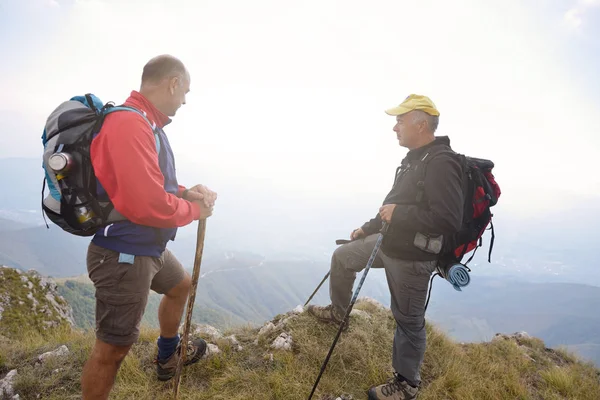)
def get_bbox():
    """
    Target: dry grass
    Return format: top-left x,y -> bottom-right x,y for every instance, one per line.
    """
1,300 -> 600,400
